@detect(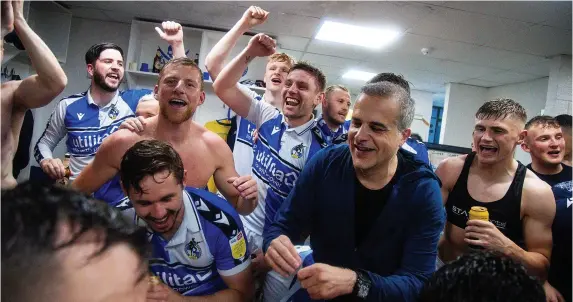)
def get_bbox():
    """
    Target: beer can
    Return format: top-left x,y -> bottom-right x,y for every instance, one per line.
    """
149,276 -> 160,285
468,206 -> 489,221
